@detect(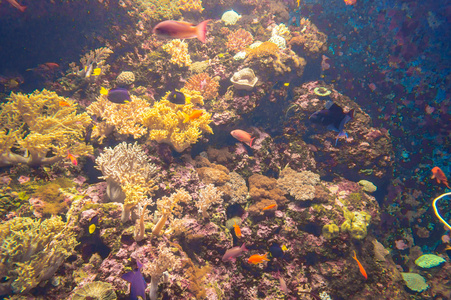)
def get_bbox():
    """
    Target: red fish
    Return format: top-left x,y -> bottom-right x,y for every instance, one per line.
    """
6,0 -> 26,12
248,253 -> 270,264
352,251 -> 368,279
231,129 -> 255,147
59,100 -> 70,107
432,167 -> 450,189
344,0 -> 356,5
233,221 -> 242,238
222,243 -> 248,262
67,151 -> 77,166
153,20 -> 210,43
263,204 -> 277,211
183,110 -> 203,123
